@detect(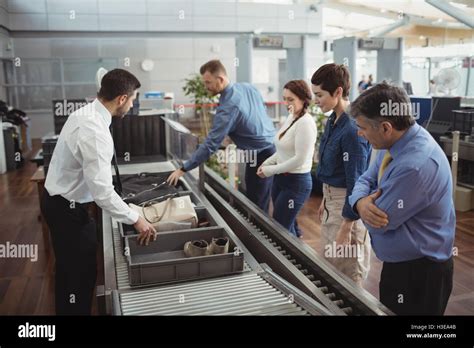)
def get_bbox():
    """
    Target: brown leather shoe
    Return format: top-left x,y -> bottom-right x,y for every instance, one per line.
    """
184,240 -> 210,257
209,237 -> 229,255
